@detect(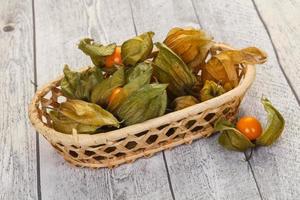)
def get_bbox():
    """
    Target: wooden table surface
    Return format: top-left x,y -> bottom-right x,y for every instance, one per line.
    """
1,0 -> 300,199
